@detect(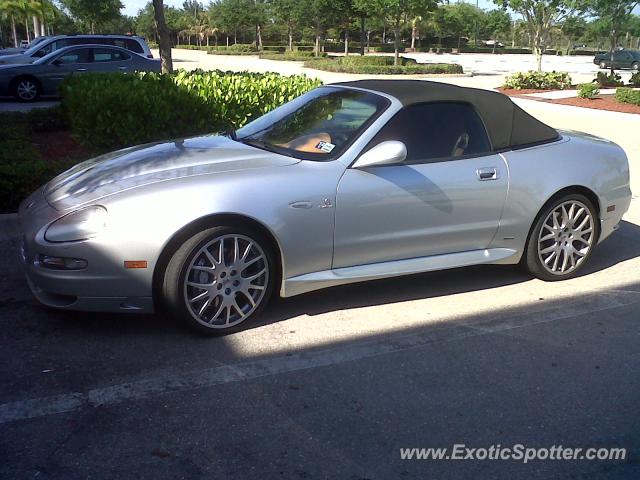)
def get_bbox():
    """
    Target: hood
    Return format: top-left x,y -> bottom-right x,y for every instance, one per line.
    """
0,54 -> 33,65
45,135 -> 300,210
